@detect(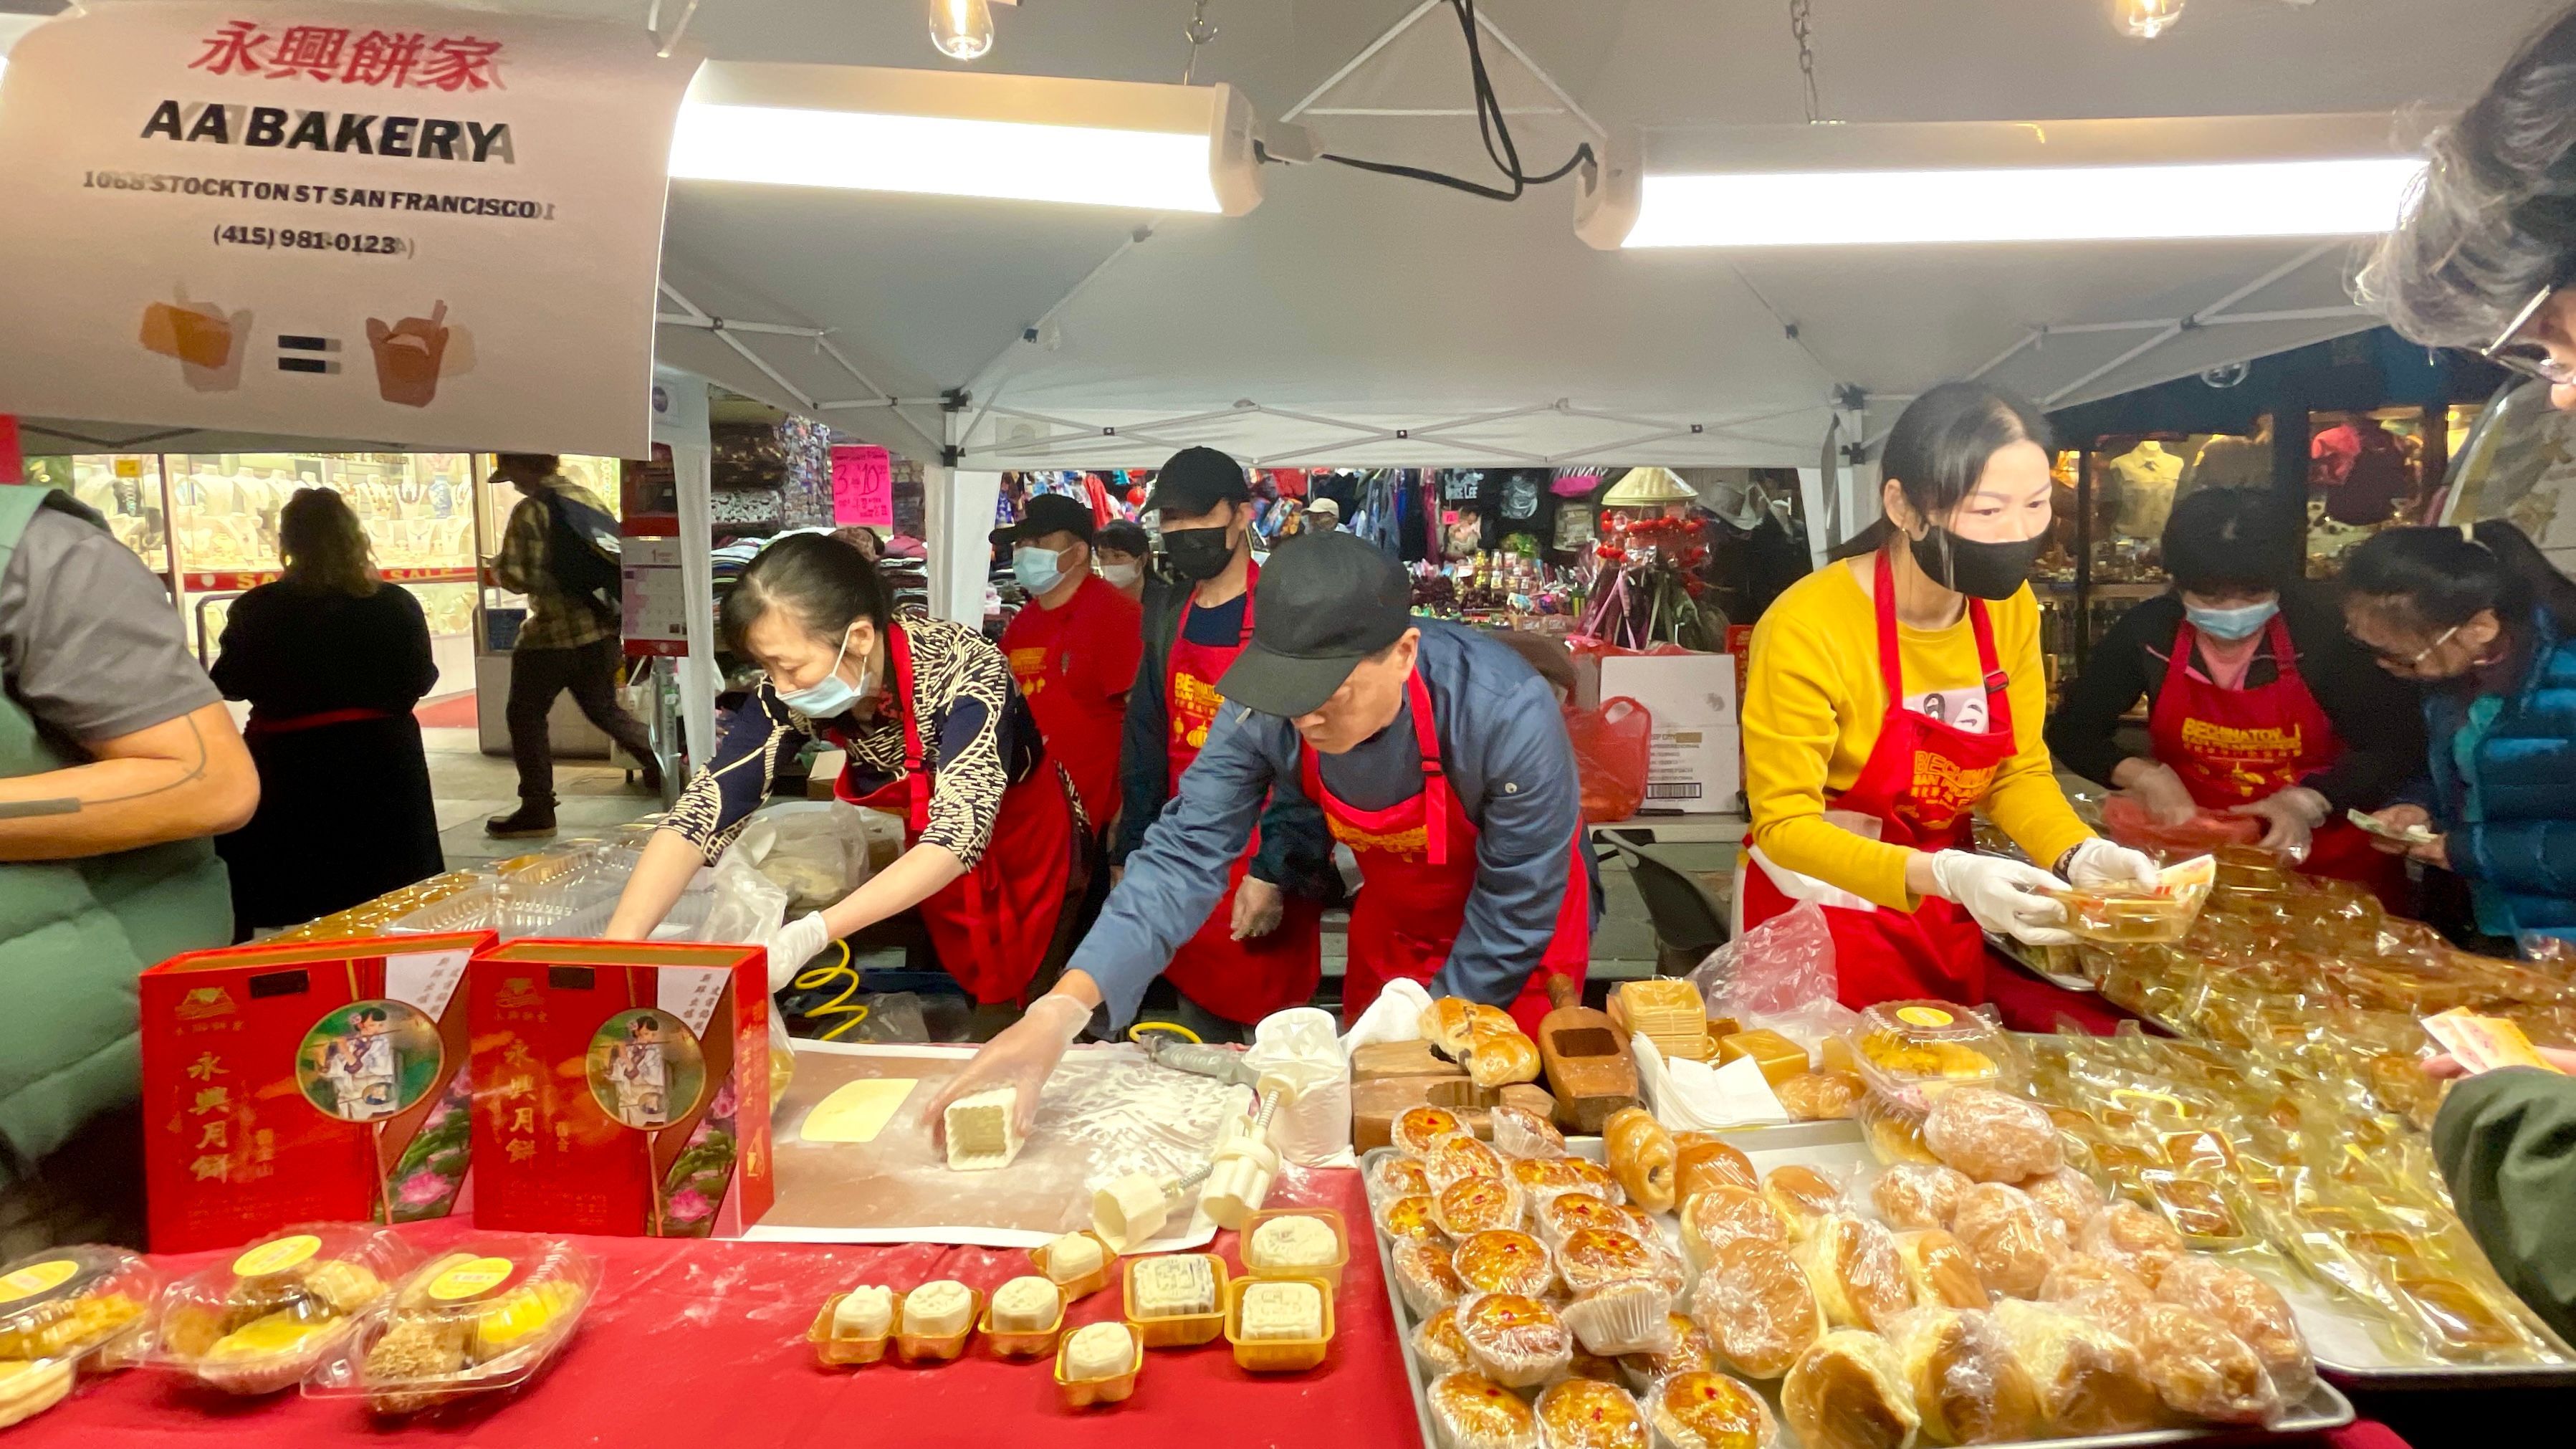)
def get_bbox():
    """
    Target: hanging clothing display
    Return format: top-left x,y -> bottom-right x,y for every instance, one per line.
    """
2104,441 -> 2184,540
